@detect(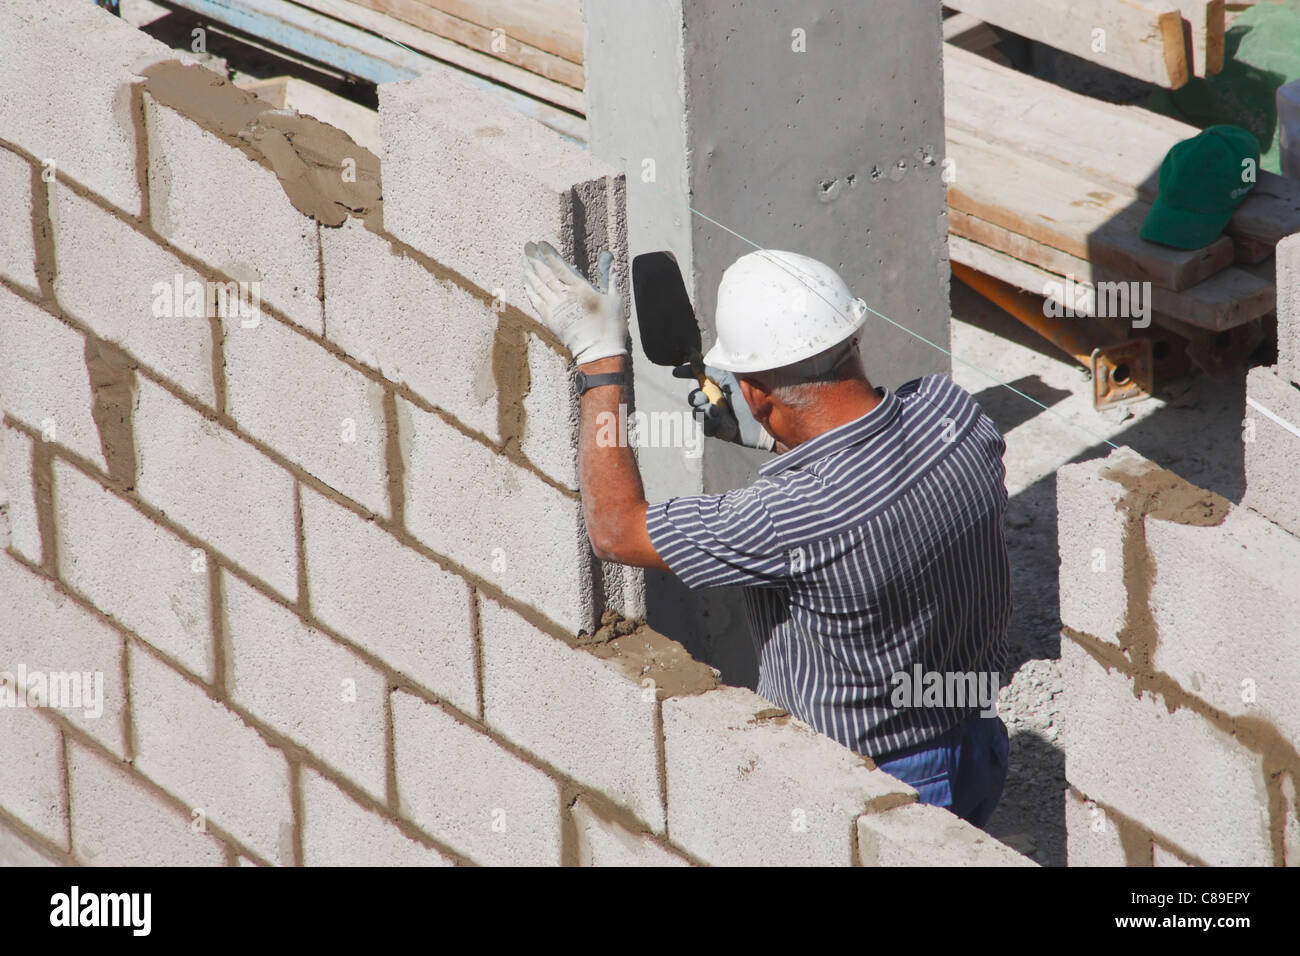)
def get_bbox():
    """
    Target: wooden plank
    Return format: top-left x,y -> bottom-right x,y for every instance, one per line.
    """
945,0 -> 1189,88
287,0 -> 585,113
948,223 -> 1275,330
946,129 -> 1235,290
944,45 -> 1300,250
1171,0 -> 1225,76
951,209 -> 1086,278
411,0 -> 583,65
342,0 -> 583,88
1234,237 -> 1276,263
942,12 -> 1002,52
